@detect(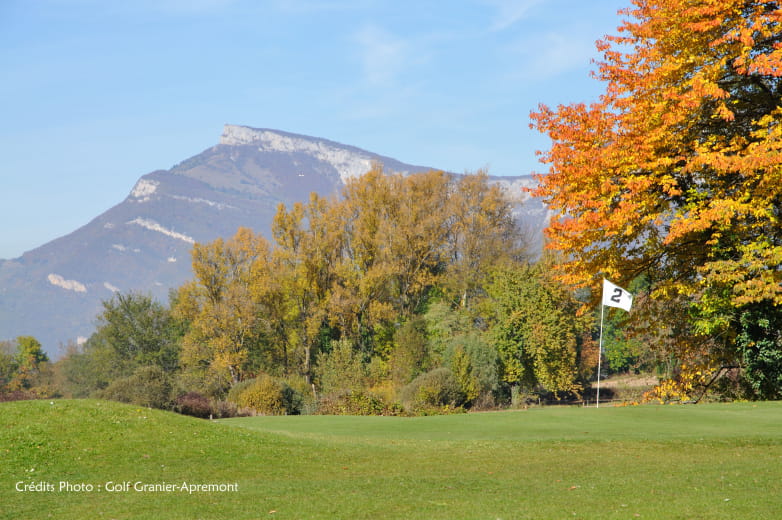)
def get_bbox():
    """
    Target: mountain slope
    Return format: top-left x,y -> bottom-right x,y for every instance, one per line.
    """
0,125 -> 547,355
